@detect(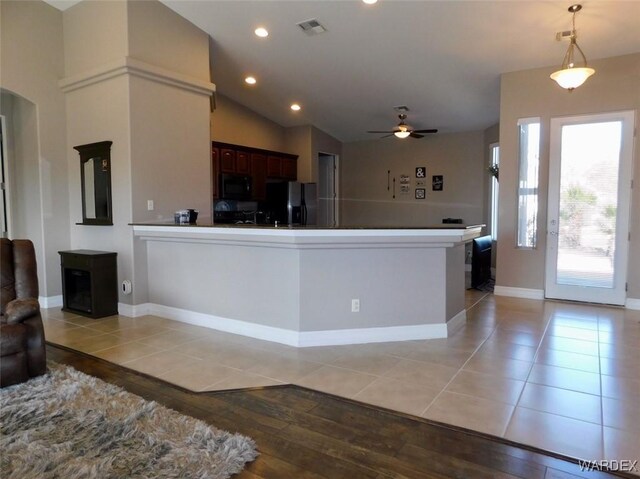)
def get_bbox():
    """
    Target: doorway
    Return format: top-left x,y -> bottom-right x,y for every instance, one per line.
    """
545,111 -> 635,305
318,153 -> 339,226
